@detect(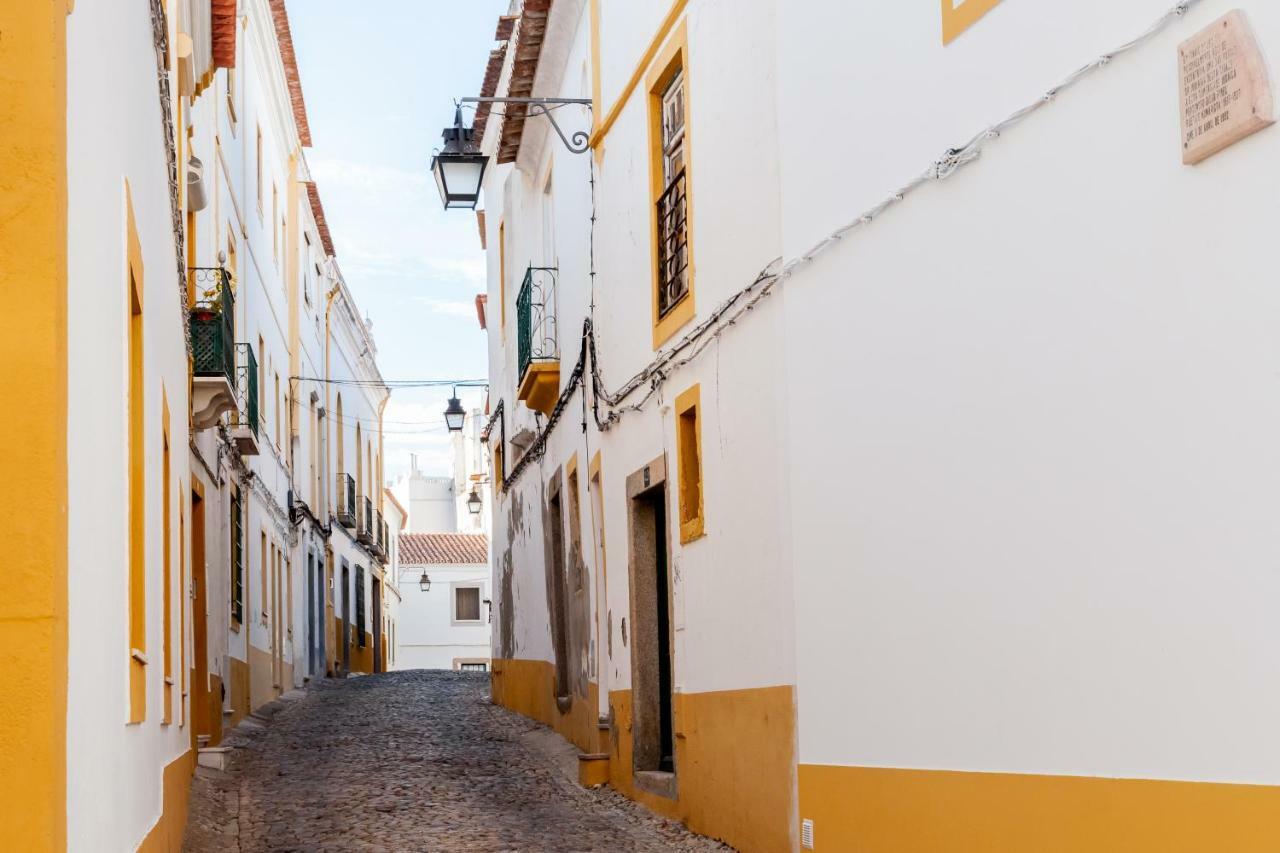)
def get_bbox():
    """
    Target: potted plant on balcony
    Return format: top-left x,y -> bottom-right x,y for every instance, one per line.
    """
191,282 -> 223,322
